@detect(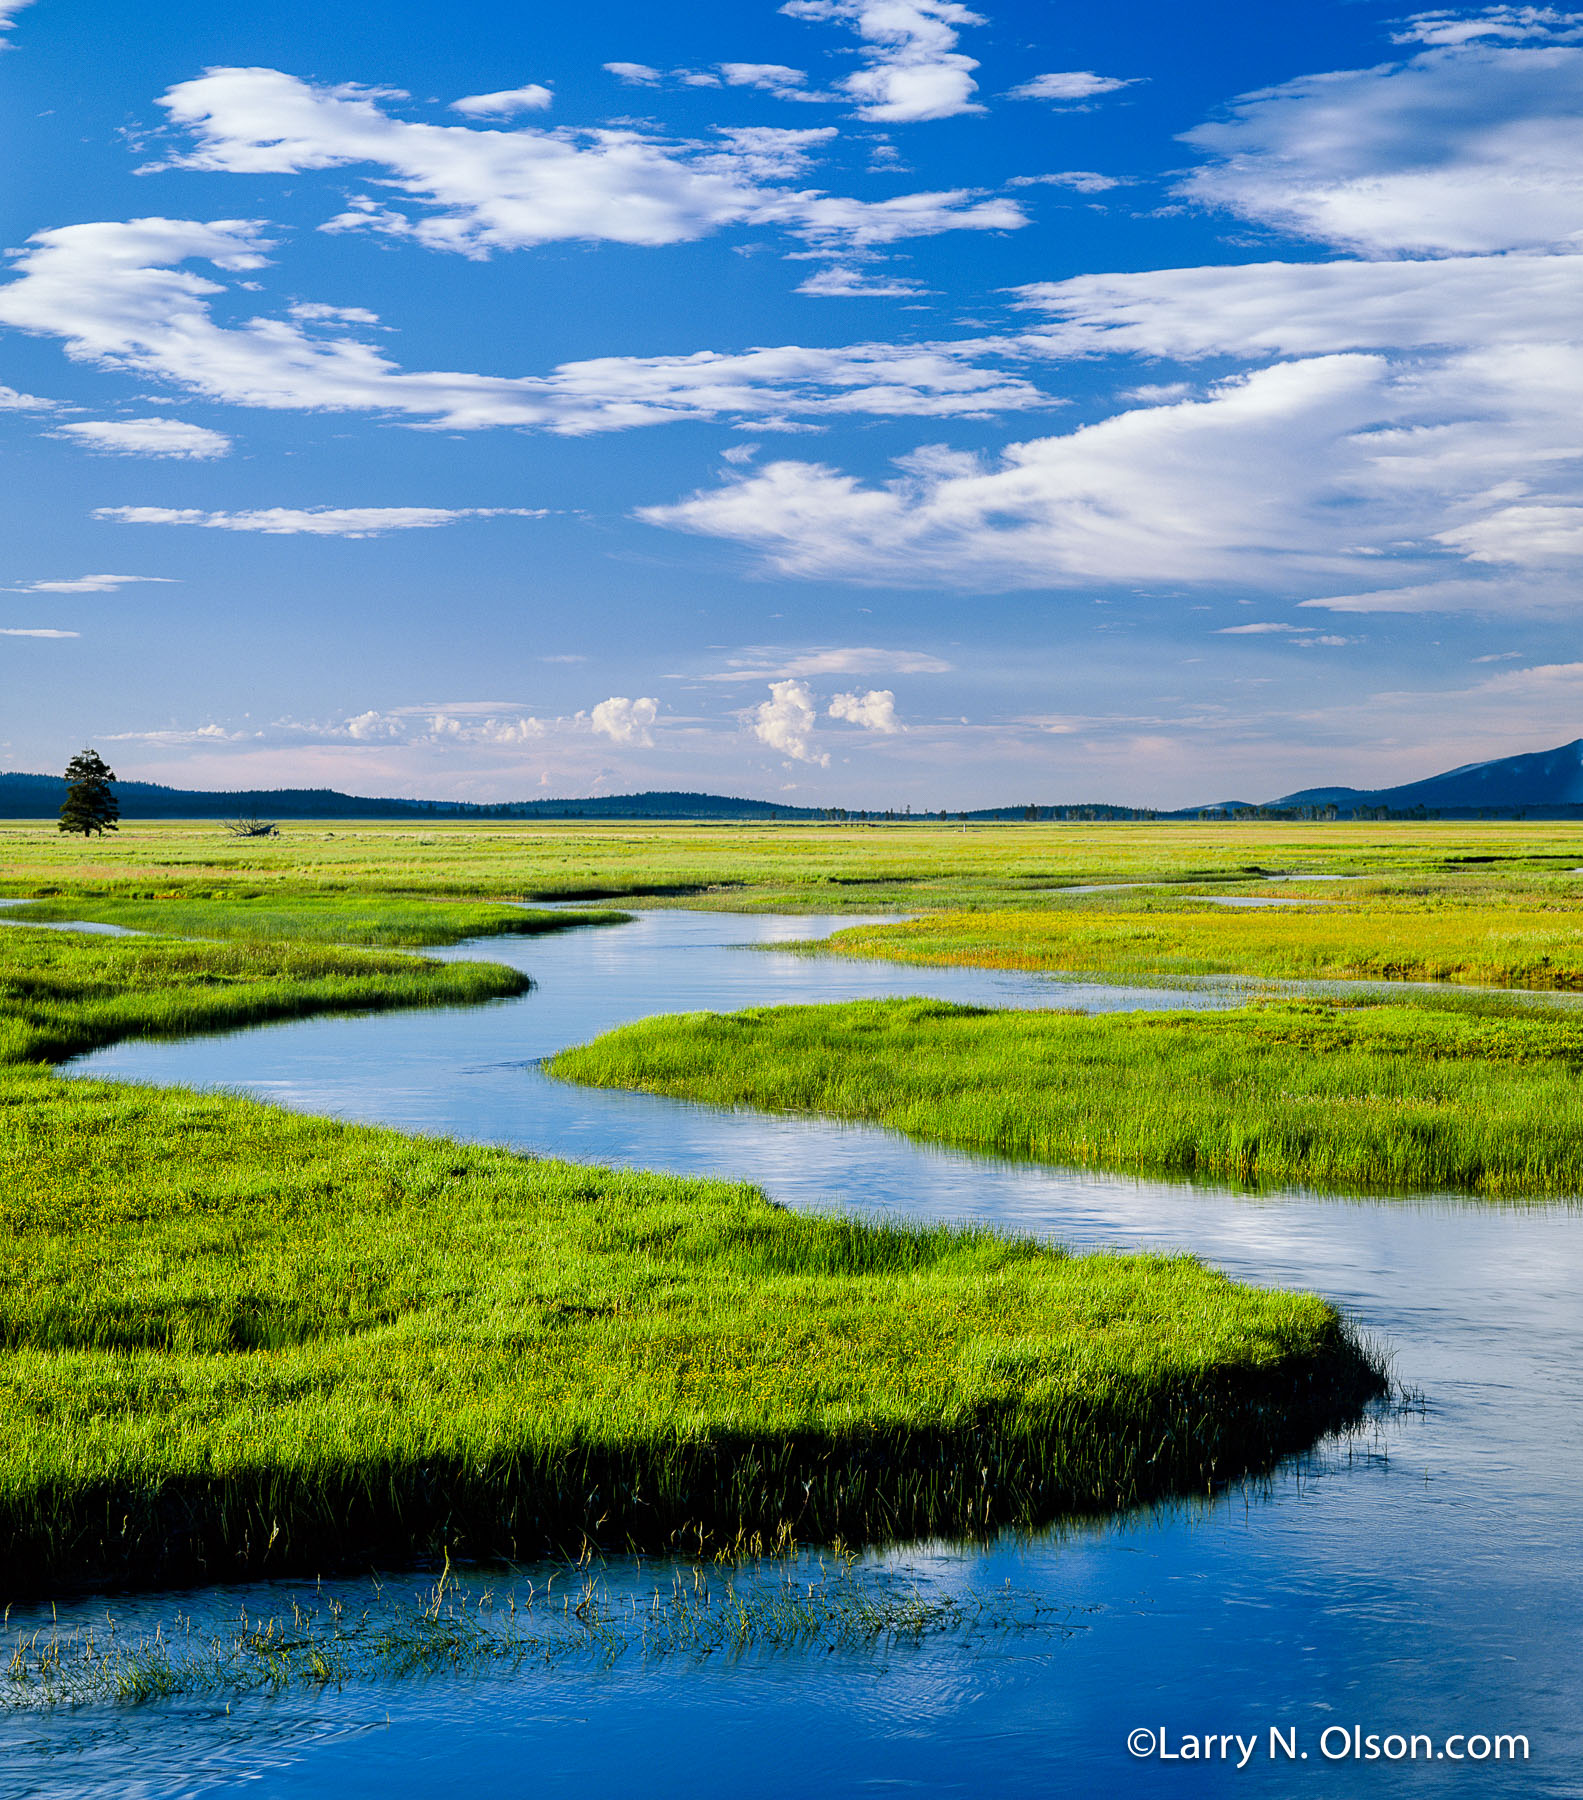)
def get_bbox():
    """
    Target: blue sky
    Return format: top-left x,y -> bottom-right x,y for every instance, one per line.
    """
4,0 -> 1583,806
